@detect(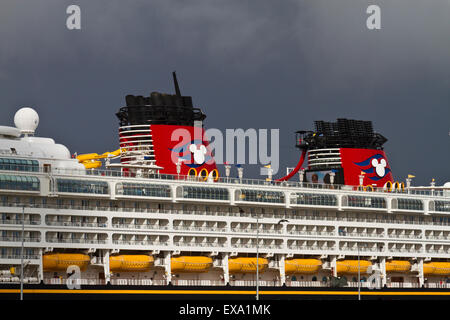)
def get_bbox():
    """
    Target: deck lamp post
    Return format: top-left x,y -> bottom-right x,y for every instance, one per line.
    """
224,163 -> 231,182
176,159 -> 182,179
237,165 -> 243,184
329,171 -> 335,186
299,168 -> 305,186
406,174 -> 415,193
359,173 -> 365,189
